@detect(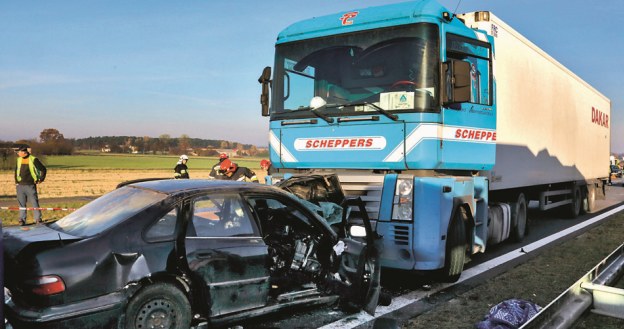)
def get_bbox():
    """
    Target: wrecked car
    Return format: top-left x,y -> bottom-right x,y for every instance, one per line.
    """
4,178 -> 381,329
